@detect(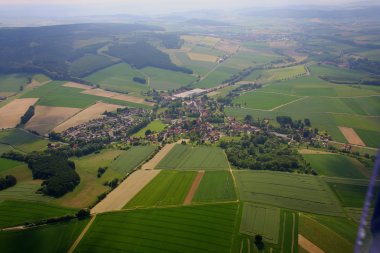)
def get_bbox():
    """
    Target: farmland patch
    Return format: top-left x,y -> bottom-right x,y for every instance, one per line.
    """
0,98 -> 39,129
338,126 -> 366,146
